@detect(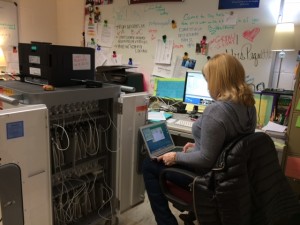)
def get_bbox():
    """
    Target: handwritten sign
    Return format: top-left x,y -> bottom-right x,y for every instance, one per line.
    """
115,23 -> 149,54
89,1 -> 278,92
0,1 -> 18,46
72,54 -> 91,70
